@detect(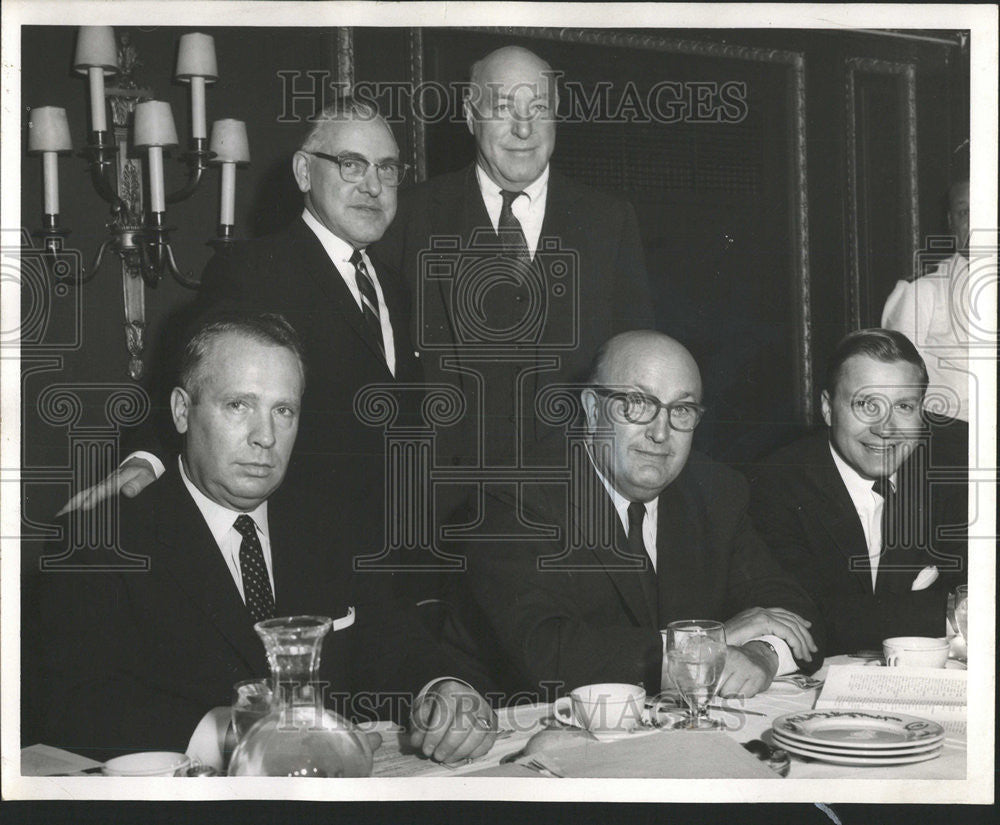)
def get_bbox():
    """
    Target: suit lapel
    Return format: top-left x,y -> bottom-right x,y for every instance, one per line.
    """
291,218 -> 393,376
811,445 -> 874,595
152,473 -> 269,674
569,461 -> 658,628
654,476 -> 711,620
